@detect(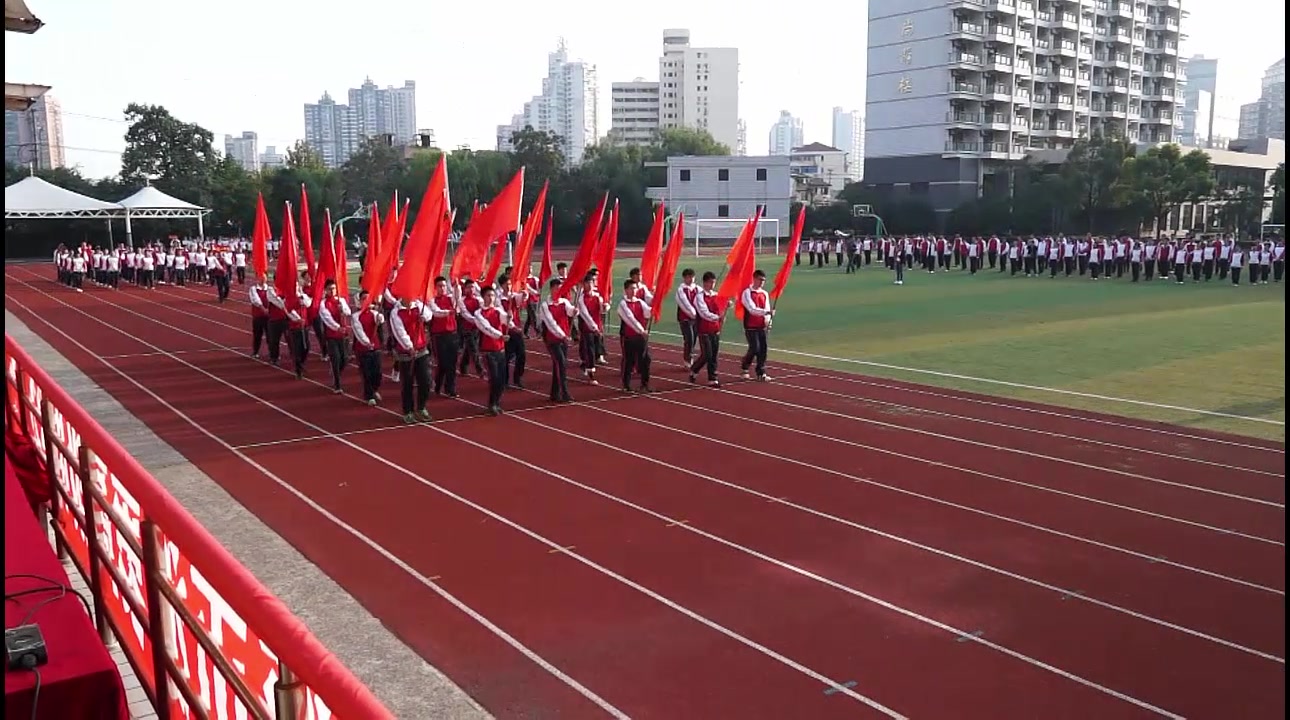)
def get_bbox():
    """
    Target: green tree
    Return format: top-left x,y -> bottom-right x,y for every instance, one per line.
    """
206,156 -> 260,236
120,103 -> 218,206
646,127 -> 731,160
1271,163 -> 1285,226
340,137 -> 407,209
1061,133 -> 1134,233
1213,182 -> 1264,236
1117,144 -> 1215,237
285,140 -> 325,172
